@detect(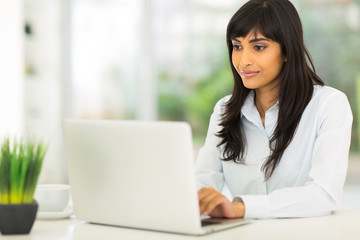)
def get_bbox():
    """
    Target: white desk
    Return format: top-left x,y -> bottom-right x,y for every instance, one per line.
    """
2,210 -> 359,240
